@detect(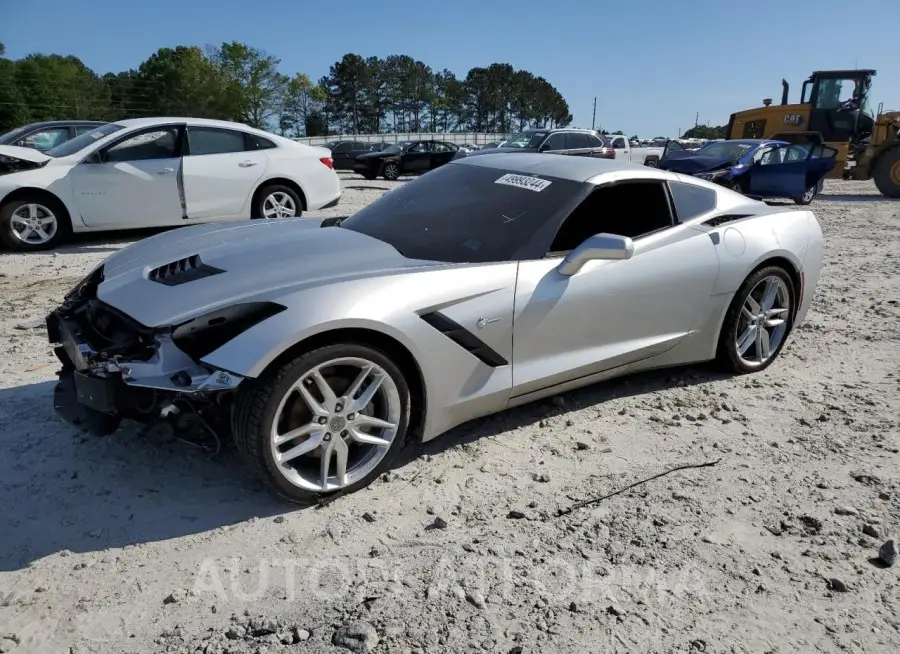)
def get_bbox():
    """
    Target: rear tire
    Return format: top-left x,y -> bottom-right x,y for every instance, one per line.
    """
0,193 -> 70,251
644,158 -> 659,168
232,343 -> 411,504
793,183 -> 817,205
873,146 -> 900,198
254,184 -> 303,219
716,266 -> 795,374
